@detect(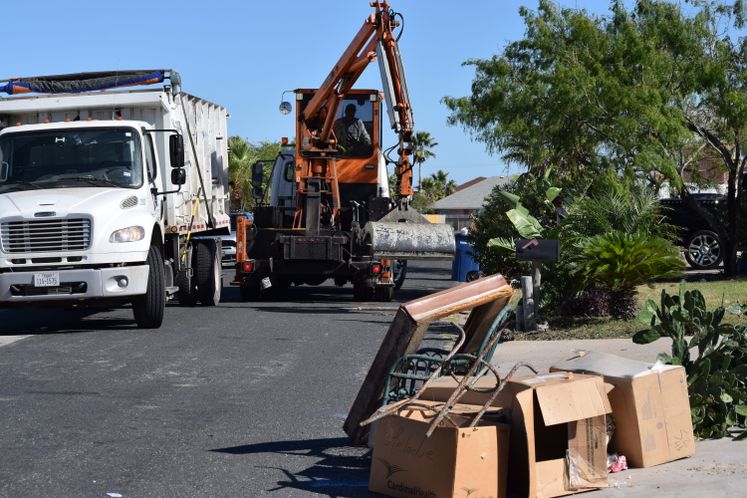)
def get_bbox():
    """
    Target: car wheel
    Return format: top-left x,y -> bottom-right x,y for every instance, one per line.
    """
685,229 -> 723,269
